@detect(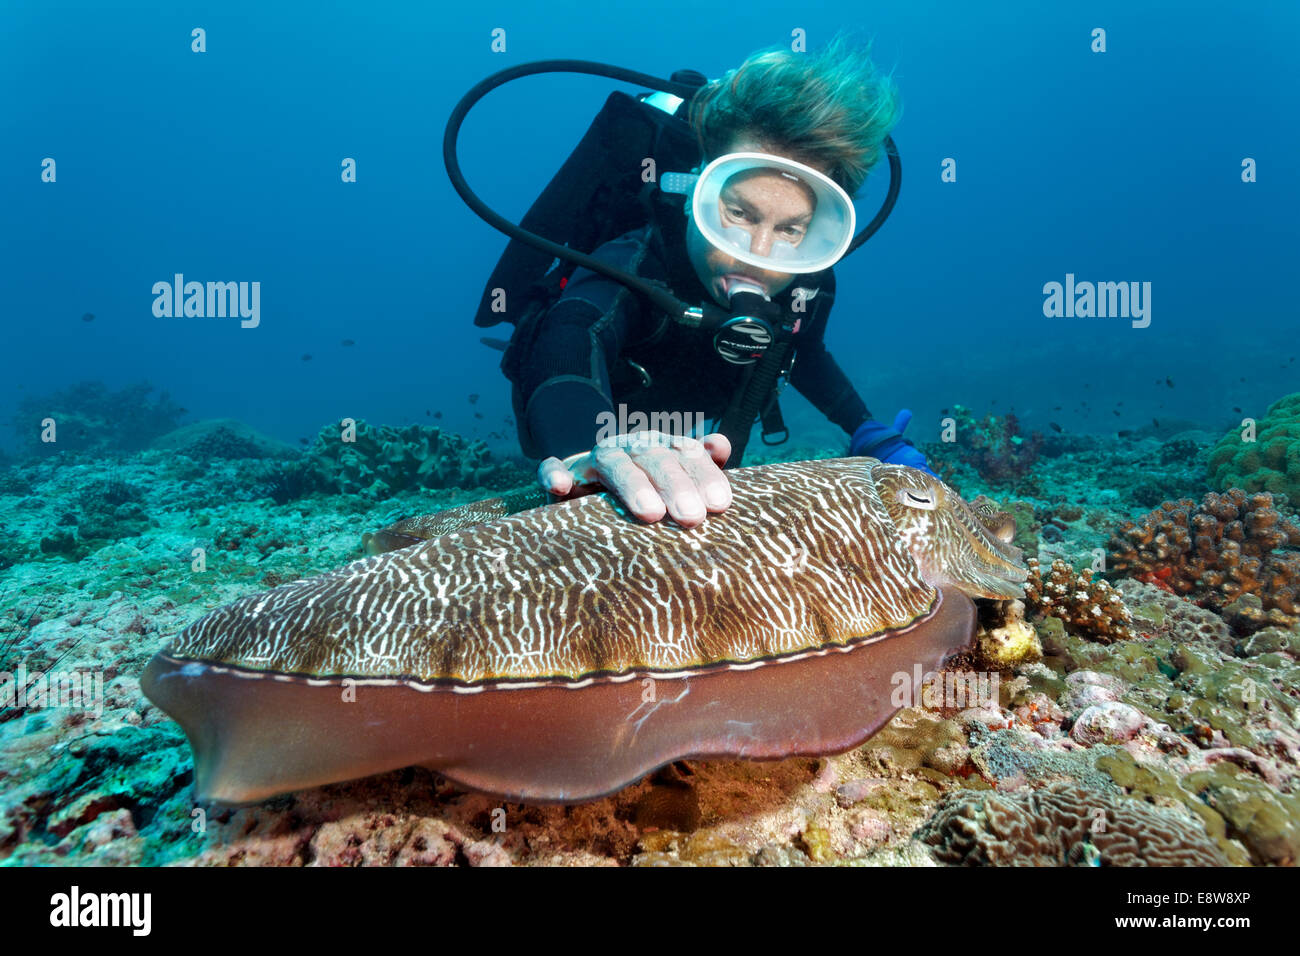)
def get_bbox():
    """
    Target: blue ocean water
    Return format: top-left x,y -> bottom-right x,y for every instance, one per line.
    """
1,0 -> 1297,454
4,2 -> 1300,875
